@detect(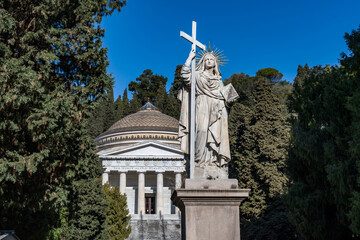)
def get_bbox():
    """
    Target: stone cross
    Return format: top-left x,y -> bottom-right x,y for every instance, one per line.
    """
180,21 -> 206,179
